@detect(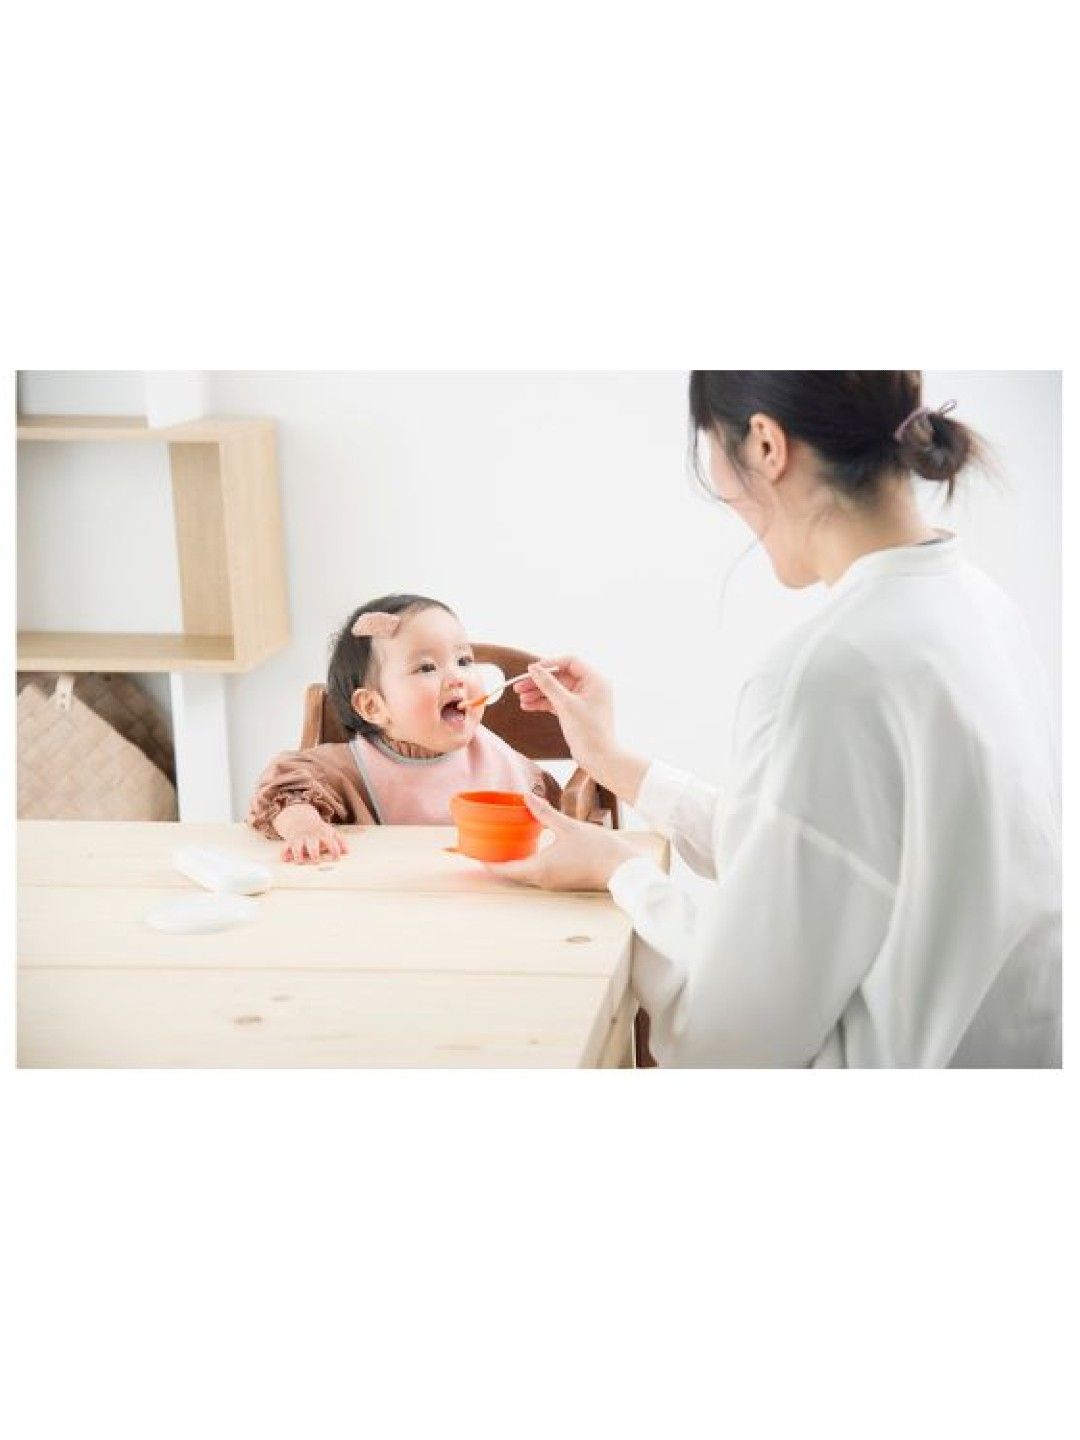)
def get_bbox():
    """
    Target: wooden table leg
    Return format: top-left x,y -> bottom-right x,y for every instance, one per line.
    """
596,990 -> 635,1068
